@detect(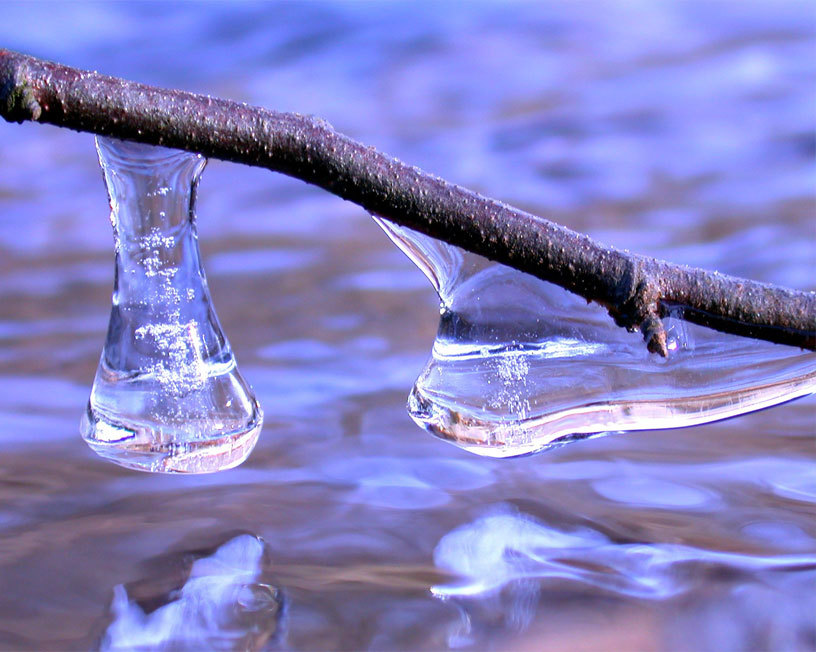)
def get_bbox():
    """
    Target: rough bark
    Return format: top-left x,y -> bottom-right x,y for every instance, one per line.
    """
1,49 -> 814,355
